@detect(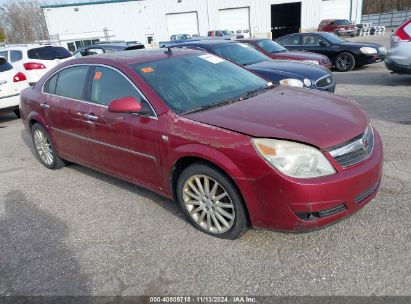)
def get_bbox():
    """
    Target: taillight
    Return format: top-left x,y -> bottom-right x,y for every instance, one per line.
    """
13,72 -> 27,82
23,62 -> 46,70
394,19 -> 411,41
